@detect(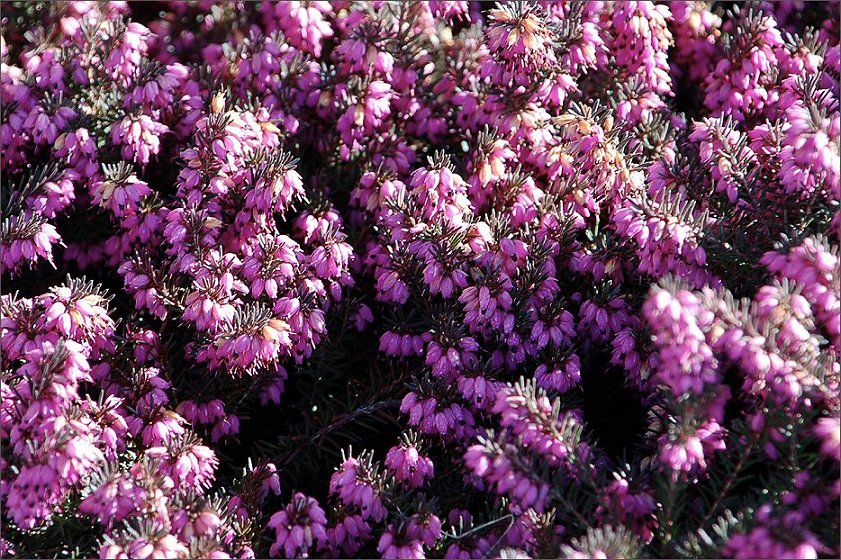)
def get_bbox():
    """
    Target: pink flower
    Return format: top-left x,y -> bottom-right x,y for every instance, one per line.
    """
322,514 -> 371,557
329,453 -> 387,522
268,493 -> 328,558
814,417 -> 841,461
1,214 -> 62,276
643,284 -> 720,396
385,438 -> 434,489
377,514 -> 441,560
659,420 -> 725,476
90,164 -> 152,217
464,438 -> 550,512
263,1 -> 334,57
145,432 -> 217,491
80,471 -> 140,527
110,114 -> 169,167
